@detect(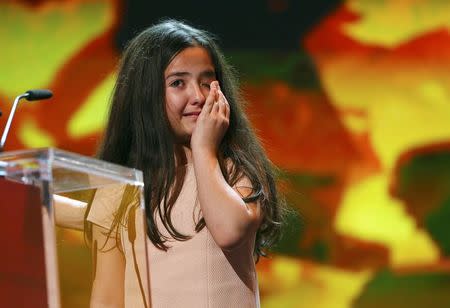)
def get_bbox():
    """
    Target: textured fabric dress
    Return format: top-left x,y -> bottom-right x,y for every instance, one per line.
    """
87,163 -> 260,308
